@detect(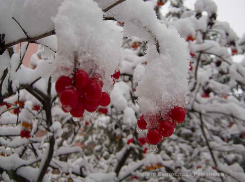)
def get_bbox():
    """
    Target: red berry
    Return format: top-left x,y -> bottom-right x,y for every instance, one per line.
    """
13,108 -> 20,115
127,138 -> 134,145
157,1 -> 165,6
138,137 -> 146,145
98,108 -> 108,114
189,62 -> 193,71
100,92 -> 110,106
186,36 -> 194,42
146,129 -> 162,145
20,130 -> 30,138
33,105 -> 41,111
190,52 -> 195,57
232,49 -> 238,56
60,89 -> 79,109
143,147 -> 148,154
157,121 -> 174,137
55,76 -> 72,94
74,70 -> 90,91
137,116 -> 147,130
70,107 -> 85,117
169,106 -> 186,123
84,99 -> 100,112
73,97 -> 84,109
202,93 -> 210,98
111,70 -> 120,80
91,73 -> 103,87
84,82 -> 102,101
